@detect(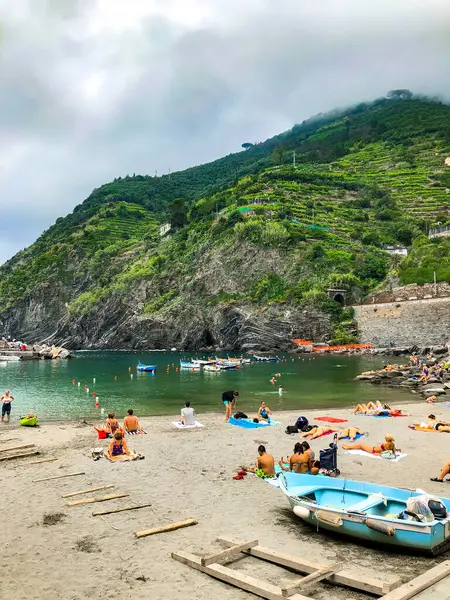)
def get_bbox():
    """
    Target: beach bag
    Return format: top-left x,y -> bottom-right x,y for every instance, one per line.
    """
285,425 -> 299,435
234,411 -> 248,420
406,496 -> 434,522
295,416 -> 309,432
381,450 -> 396,460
